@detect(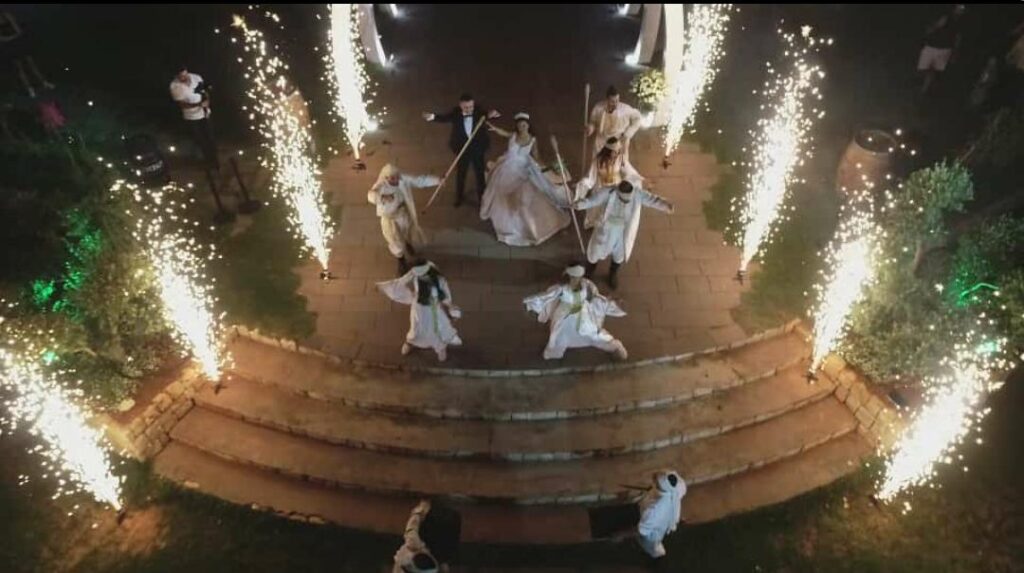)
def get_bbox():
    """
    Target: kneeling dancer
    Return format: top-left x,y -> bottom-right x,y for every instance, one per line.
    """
523,263 -> 627,360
